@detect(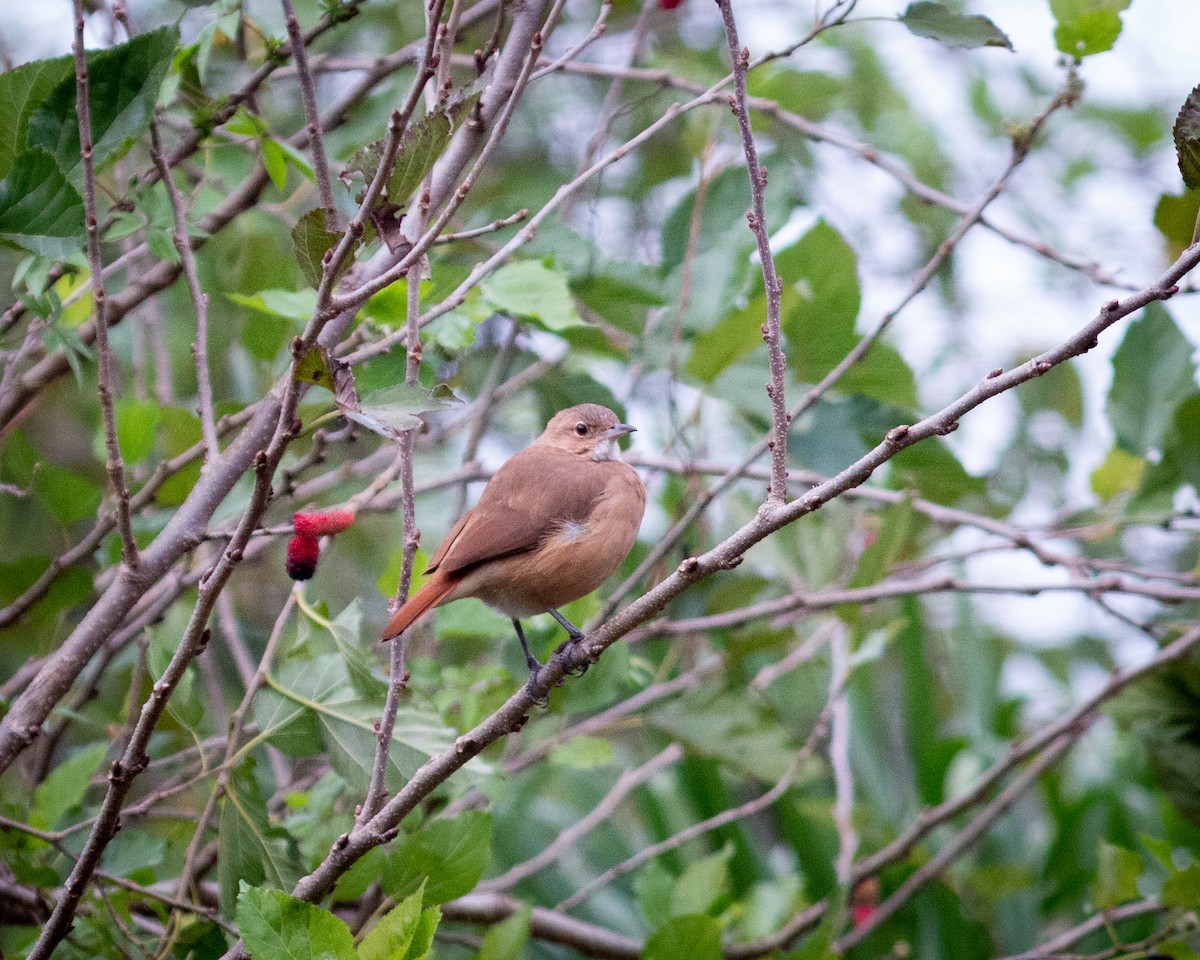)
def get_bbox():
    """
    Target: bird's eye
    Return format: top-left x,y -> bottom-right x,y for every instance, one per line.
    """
574,422 -> 588,436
